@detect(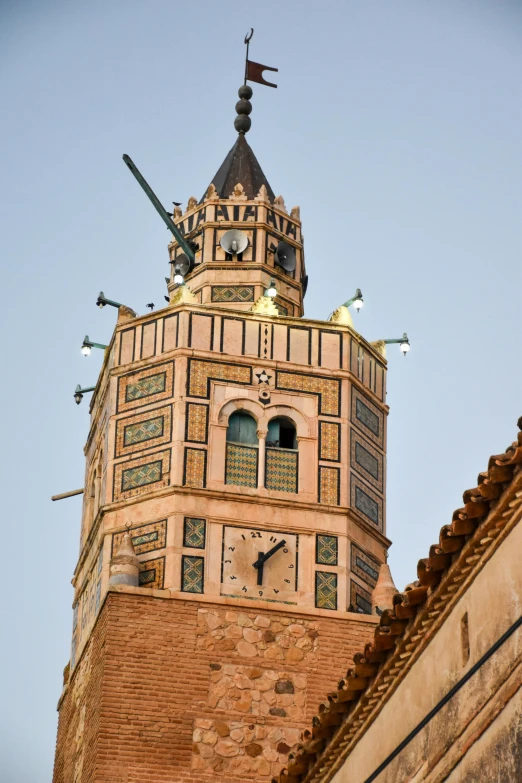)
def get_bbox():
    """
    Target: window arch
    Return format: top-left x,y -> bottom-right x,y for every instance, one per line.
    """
265,416 -> 298,493
225,412 -> 259,488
